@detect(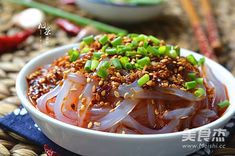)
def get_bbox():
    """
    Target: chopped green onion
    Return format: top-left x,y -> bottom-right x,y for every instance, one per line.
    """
137,57 -> 150,67
111,37 -> 122,46
79,41 -> 86,49
126,51 -> 136,57
169,49 -> 178,58
84,60 -> 92,71
101,44 -> 108,52
106,48 -> 117,55
130,40 -> 138,48
186,54 -> 198,65
128,33 -> 139,38
98,35 -> 109,45
185,81 -> 197,90
91,60 -> 99,71
68,49 -> 79,62
147,46 -> 159,56
137,74 -> 150,86
100,61 -> 110,69
174,46 -> 181,56
120,56 -> 132,70
117,45 -> 131,54
196,78 -> 204,85
118,32 -> 126,37
158,46 -> 166,55
194,88 -> 205,97
93,52 -> 102,60
148,35 -> 160,45
188,72 -> 196,80
97,68 -> 108,78
134,34 -> 147,42
218,100 -> 230,108
137,47 -> 148,55
82,35 -> 94,45
198,57 -> 206,66
112,58 -> 122,69
143,41 -> 149,48
81,47 -> 90,53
